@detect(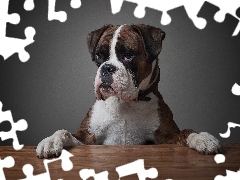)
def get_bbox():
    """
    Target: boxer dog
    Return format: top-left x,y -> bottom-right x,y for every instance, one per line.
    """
36,24 -> 222,158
